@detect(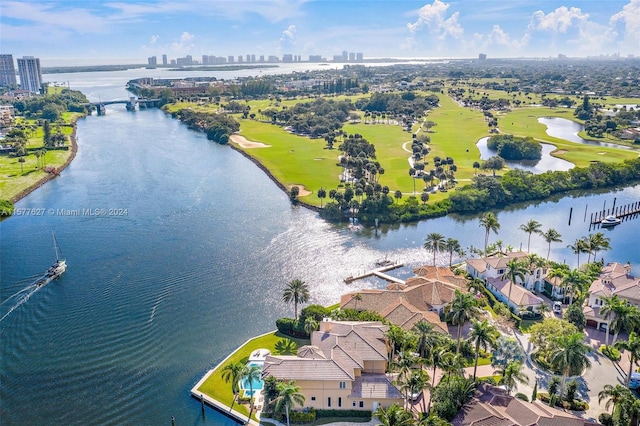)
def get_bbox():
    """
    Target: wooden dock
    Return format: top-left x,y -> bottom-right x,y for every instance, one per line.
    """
344,262 -> 405,284
589,200 -> 640,225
